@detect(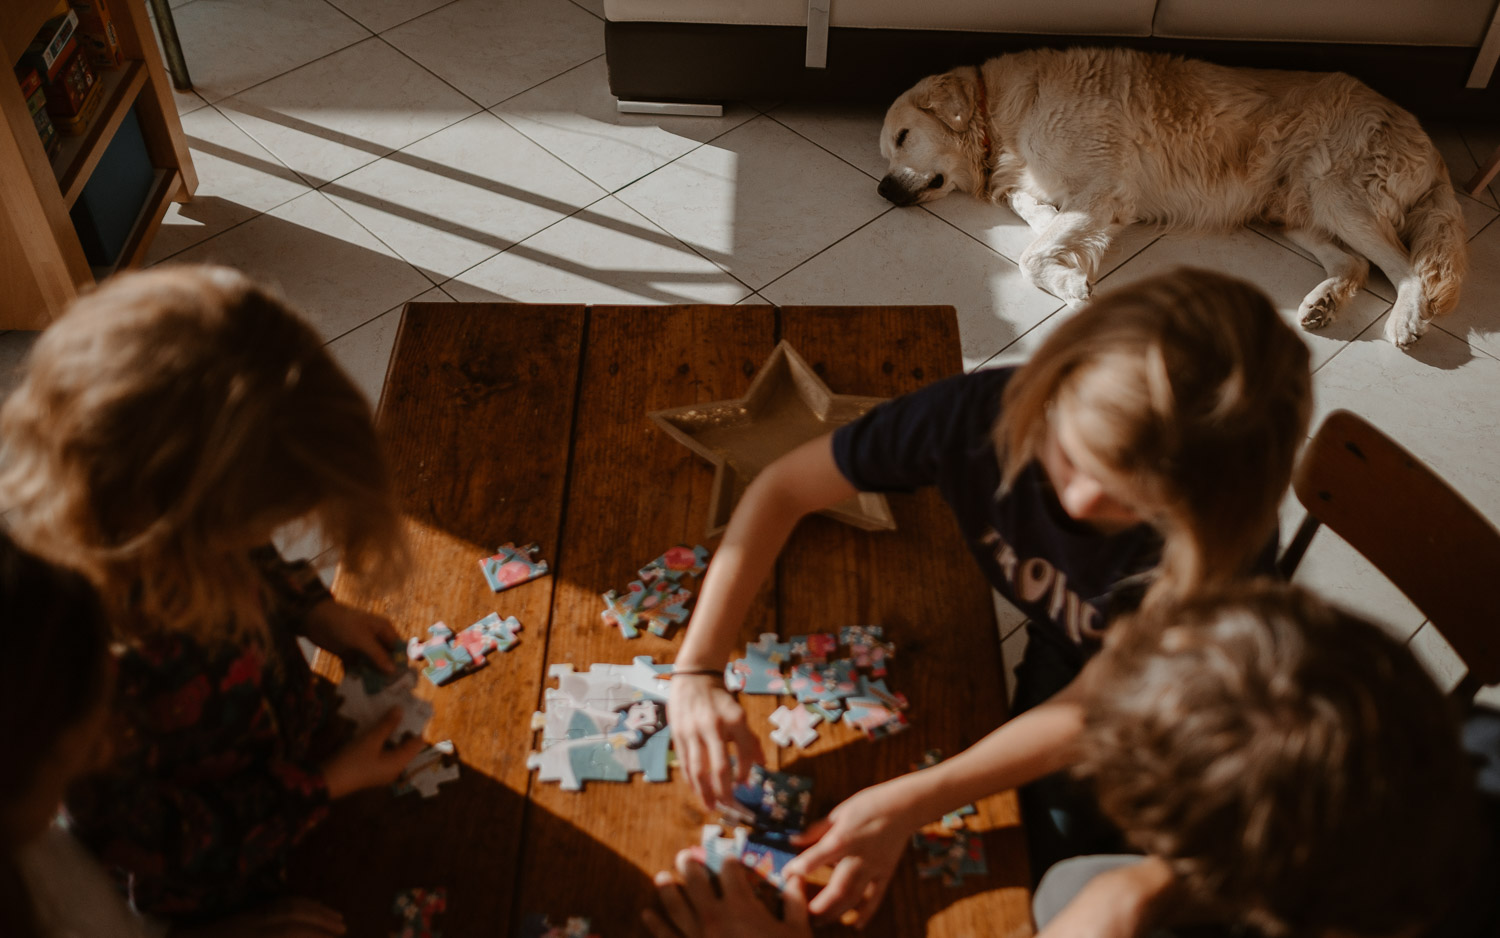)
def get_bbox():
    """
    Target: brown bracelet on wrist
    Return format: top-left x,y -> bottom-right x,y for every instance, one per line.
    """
670,667 -> 725,678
